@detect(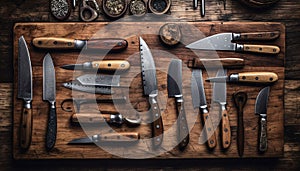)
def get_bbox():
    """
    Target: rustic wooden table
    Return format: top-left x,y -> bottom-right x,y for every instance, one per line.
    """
0,0 -> 299,170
